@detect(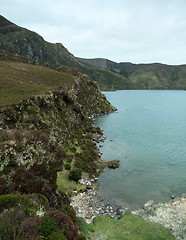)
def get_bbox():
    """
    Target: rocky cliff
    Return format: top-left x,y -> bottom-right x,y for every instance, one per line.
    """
0,52 -> 115,239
